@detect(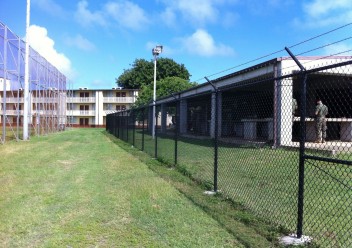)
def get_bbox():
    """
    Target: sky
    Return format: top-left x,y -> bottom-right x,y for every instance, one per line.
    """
0,0 -> 351,89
